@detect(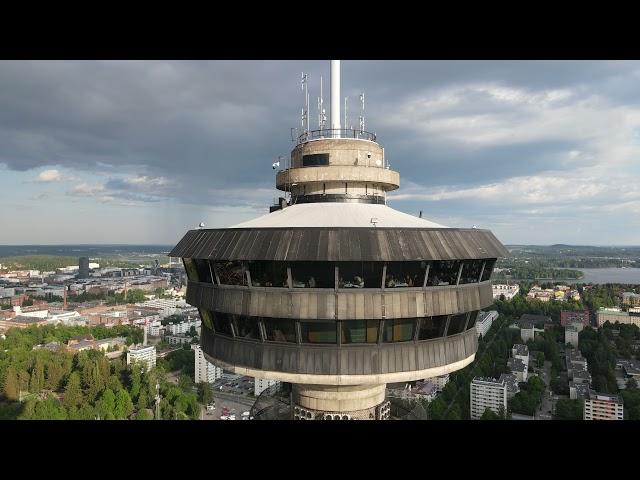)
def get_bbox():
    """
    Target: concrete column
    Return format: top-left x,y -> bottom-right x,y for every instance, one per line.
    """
293,383 -> 385,413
